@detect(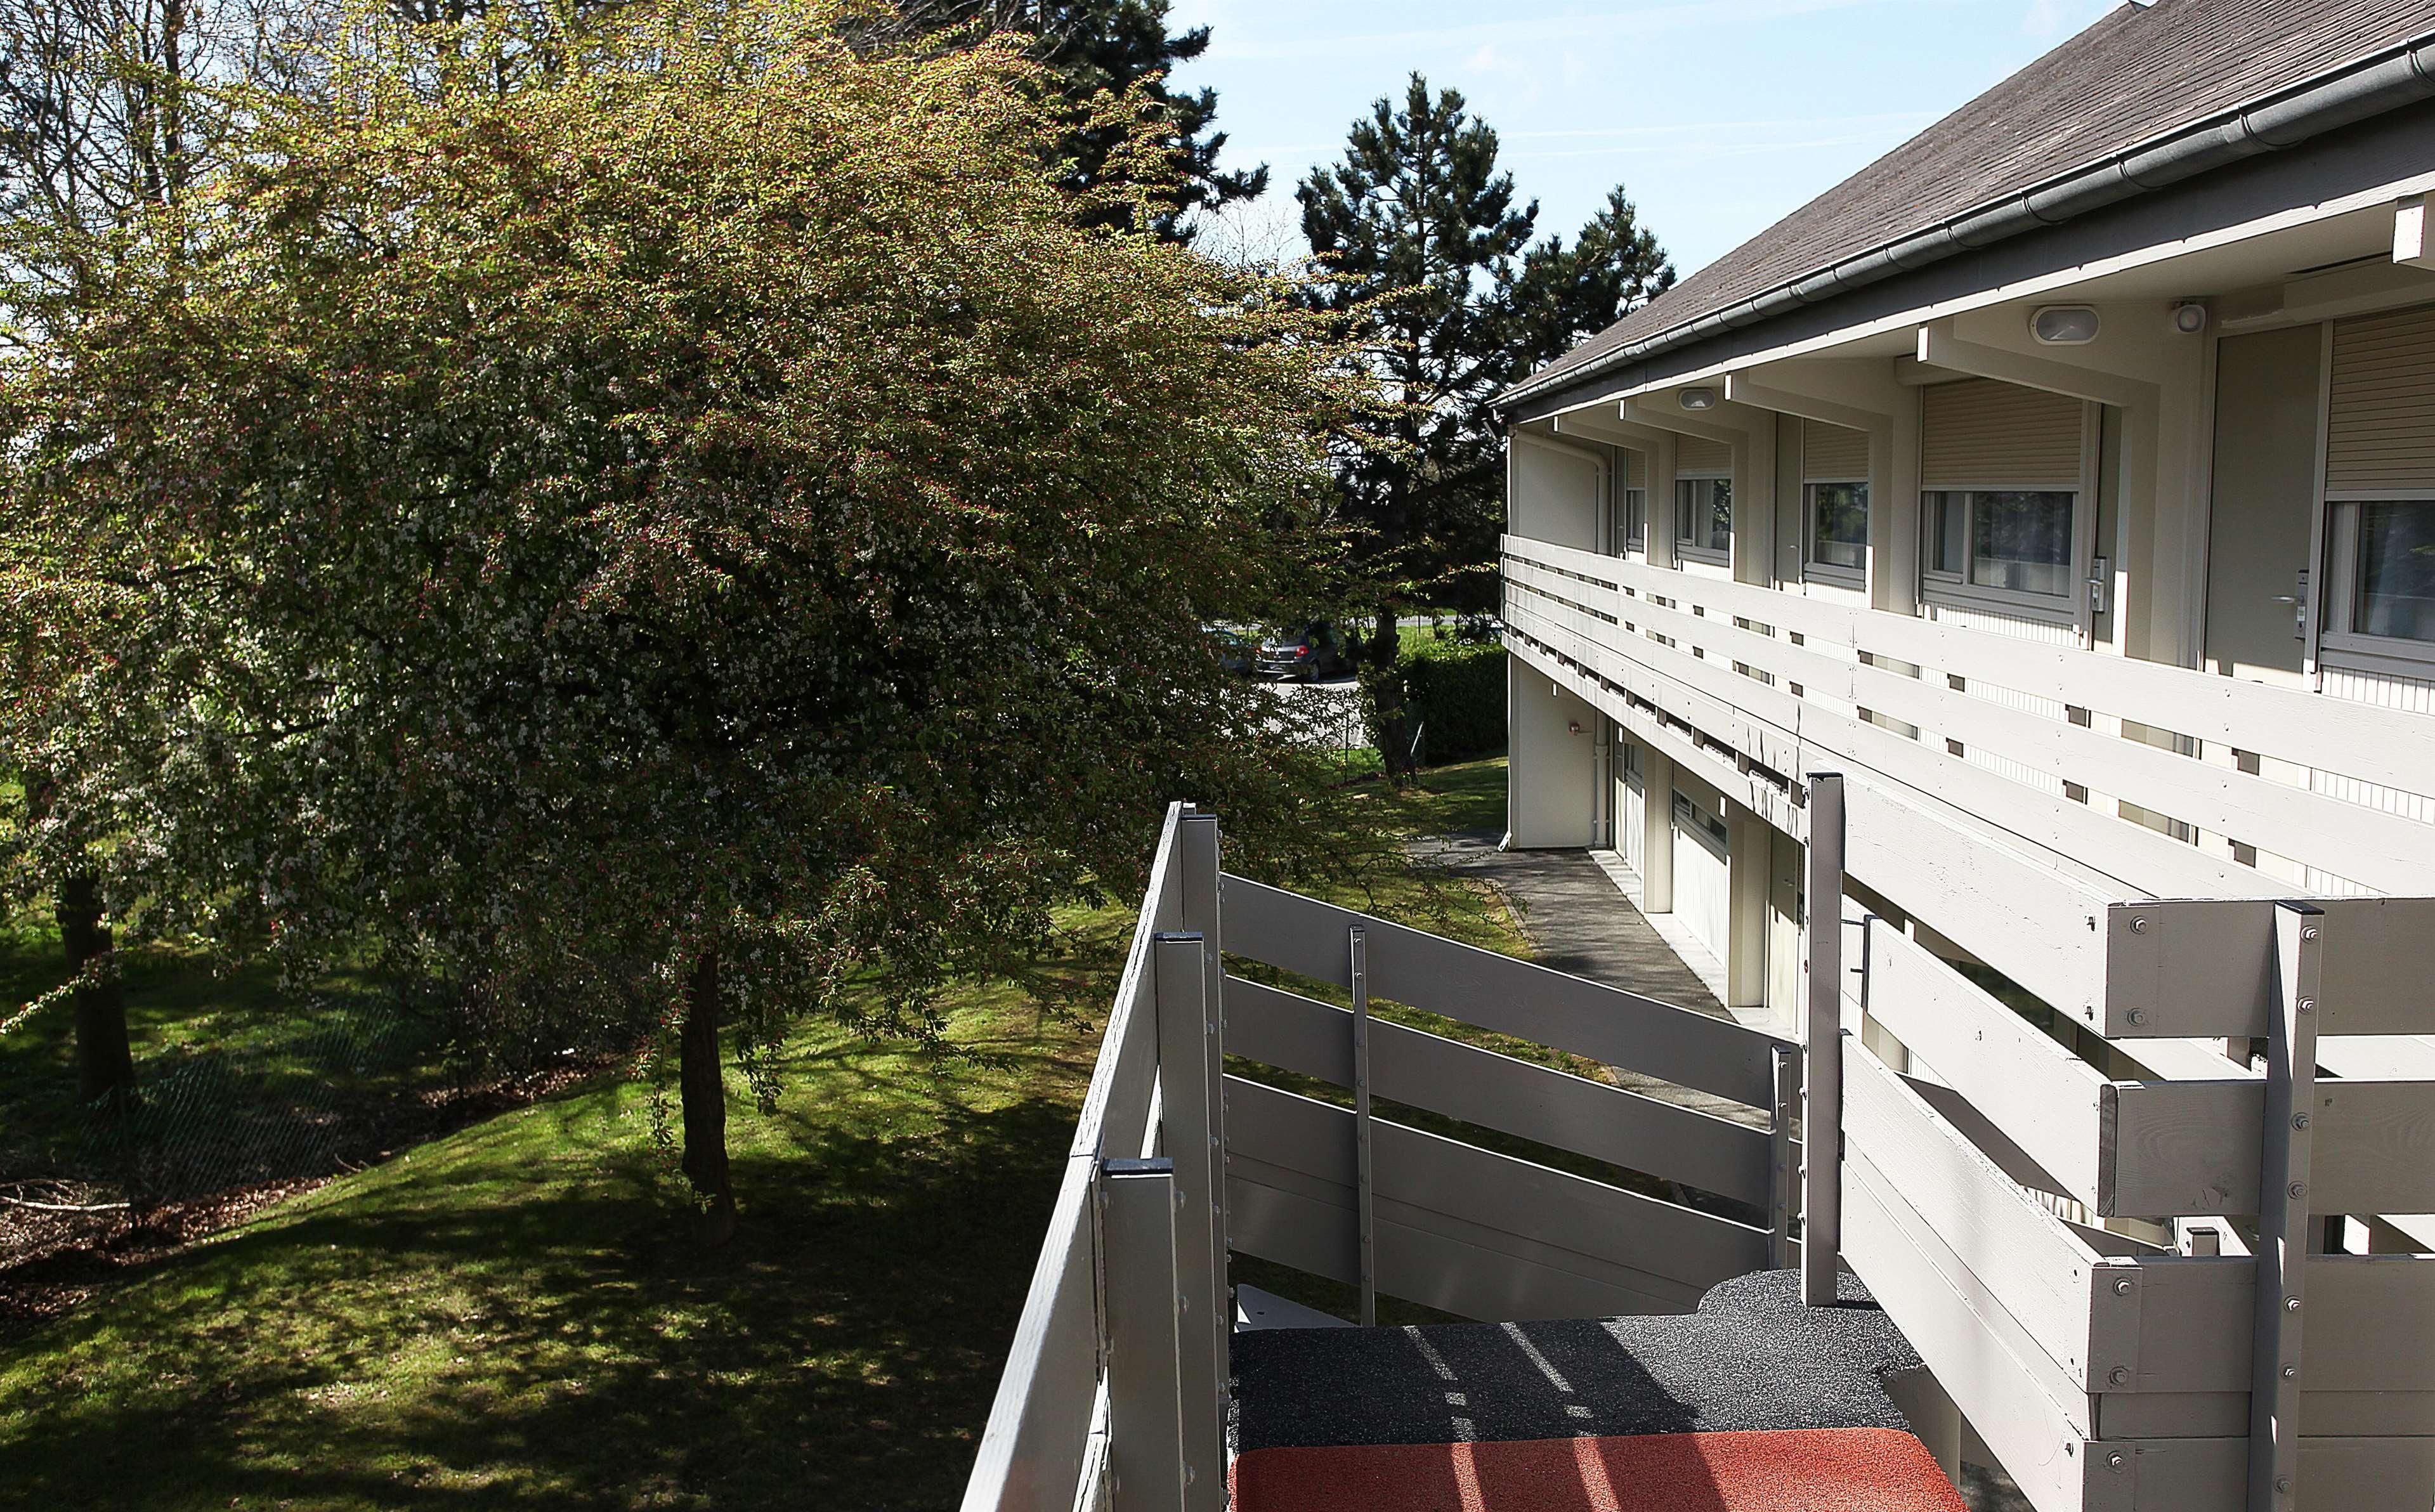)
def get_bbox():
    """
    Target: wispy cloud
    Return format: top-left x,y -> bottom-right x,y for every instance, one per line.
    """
1499,110 -> 1937,144
1241,111 -> 1939,166
1205,0 -> 1975,62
